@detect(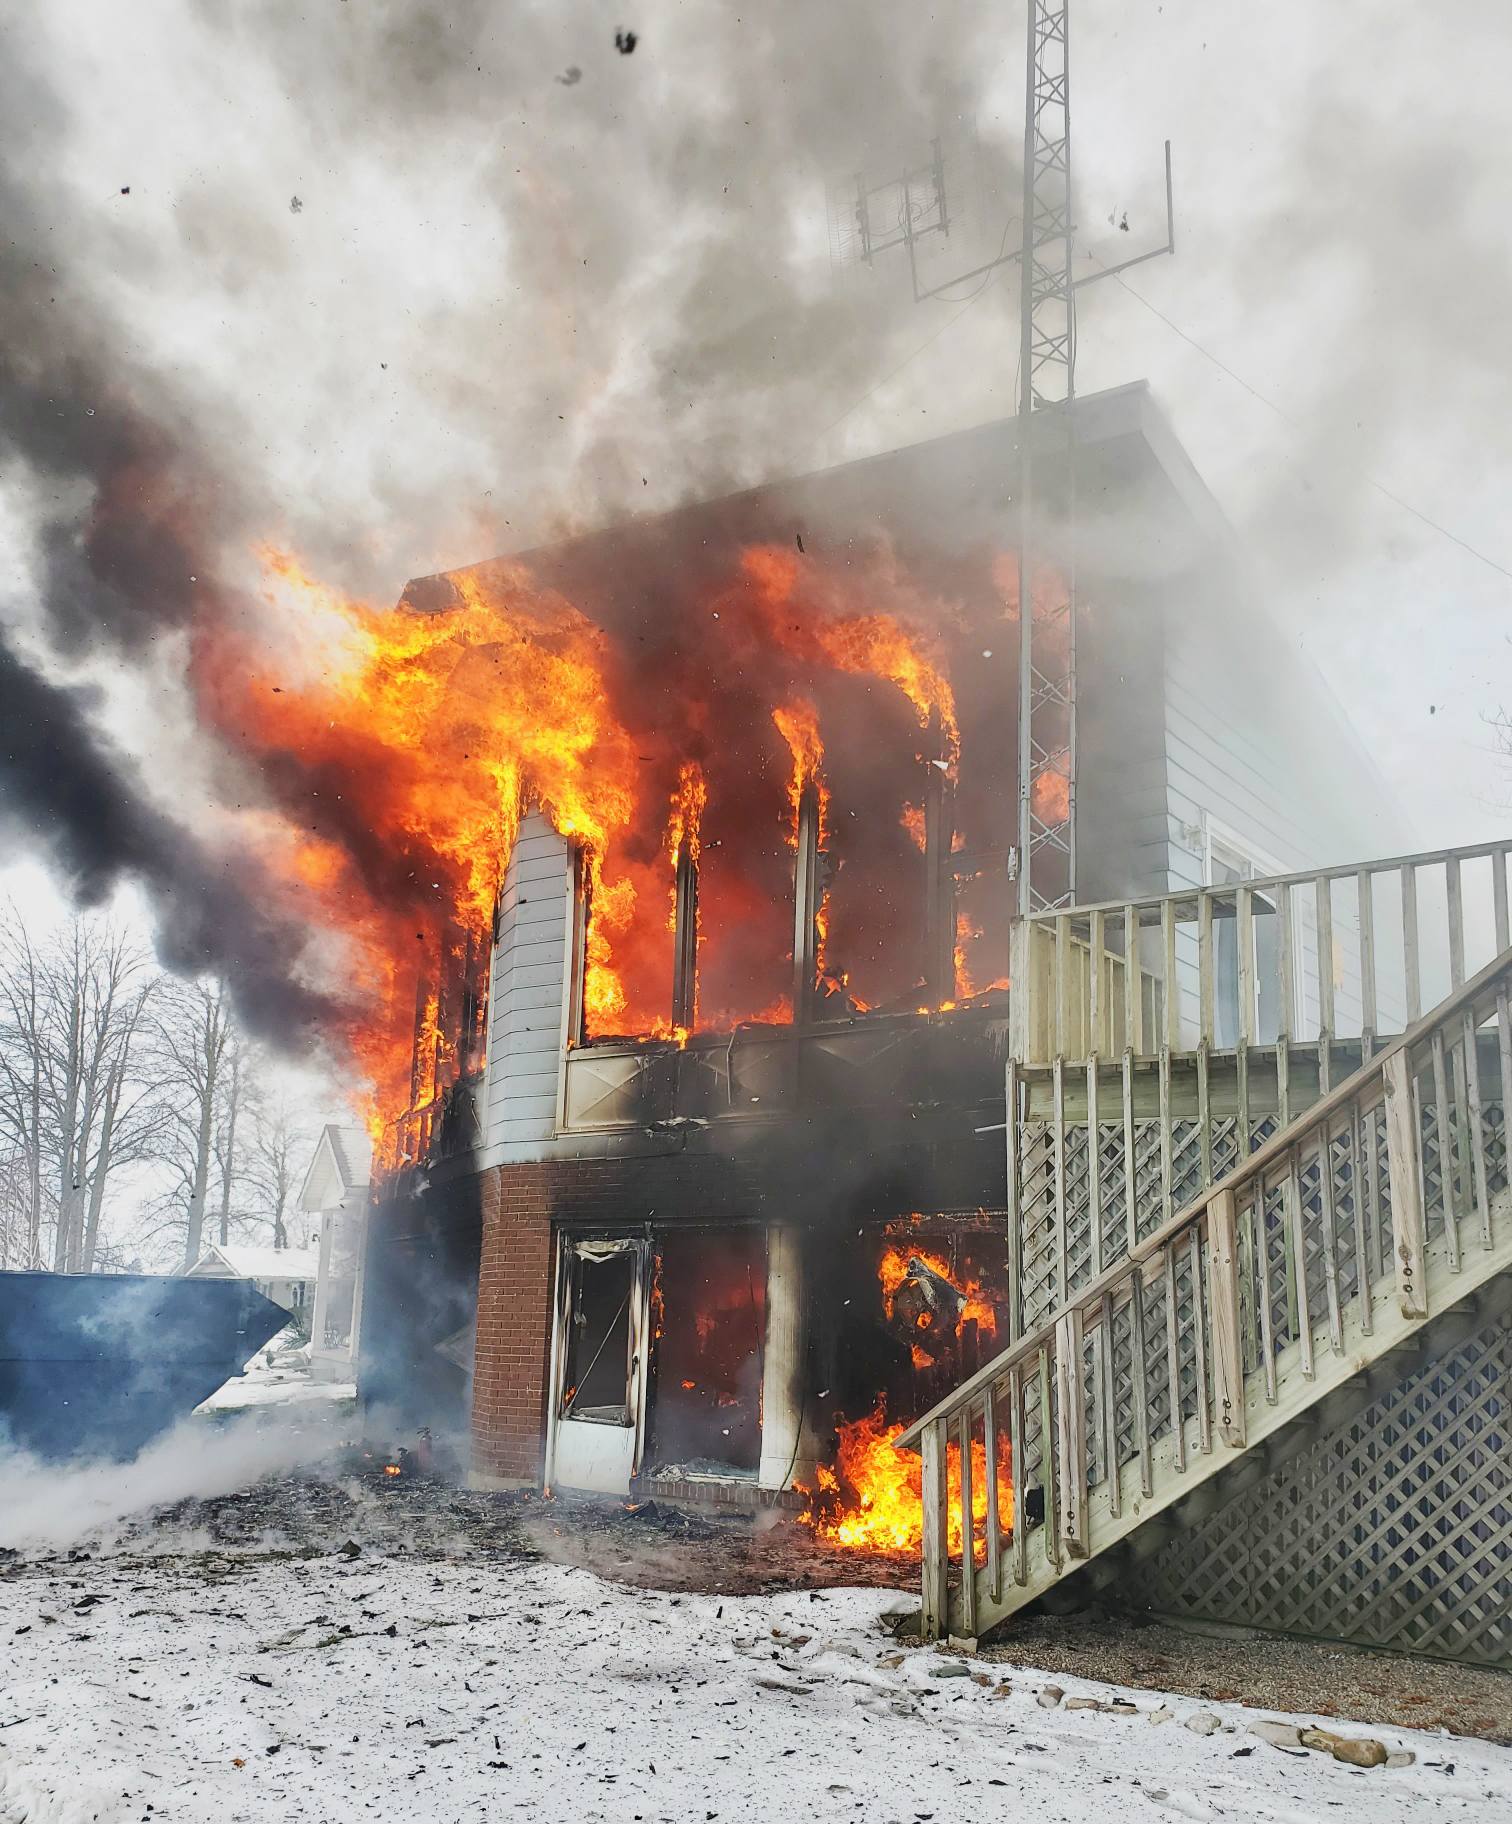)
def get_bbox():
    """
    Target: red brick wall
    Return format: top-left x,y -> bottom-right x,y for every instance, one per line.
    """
466,1130 -> 994,1482
470,1163 -> 555,1483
